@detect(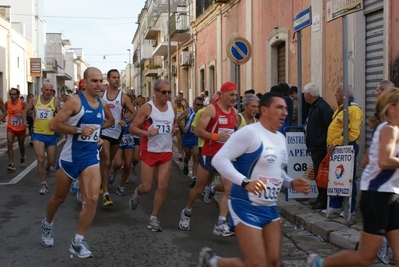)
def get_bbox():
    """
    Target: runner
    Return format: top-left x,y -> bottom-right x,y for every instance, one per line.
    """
129,79 -> 176,232
179,82 -> 238,236
99,69 -> 136,206
41,67 -> 114,258
22,82 -> 61,194
176,96 -> 204,184
198,92 -> 310,267
109,94 -> 135,195
4,88 -> 27,171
